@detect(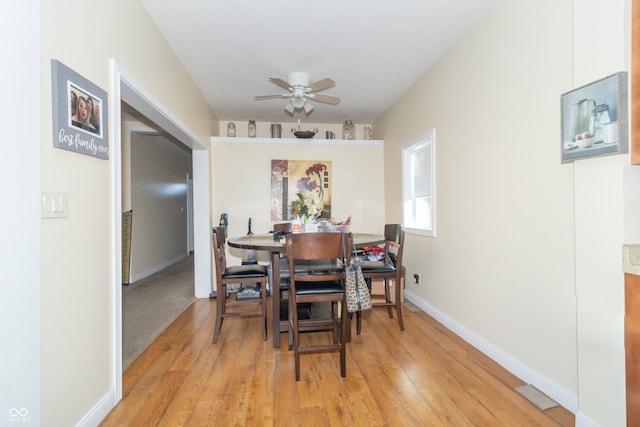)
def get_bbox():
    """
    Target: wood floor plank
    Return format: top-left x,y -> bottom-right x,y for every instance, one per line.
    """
154,311 -> 219,426
401,311 -> 558,426
351,318 -> 474,426
100,298 -> 574,427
